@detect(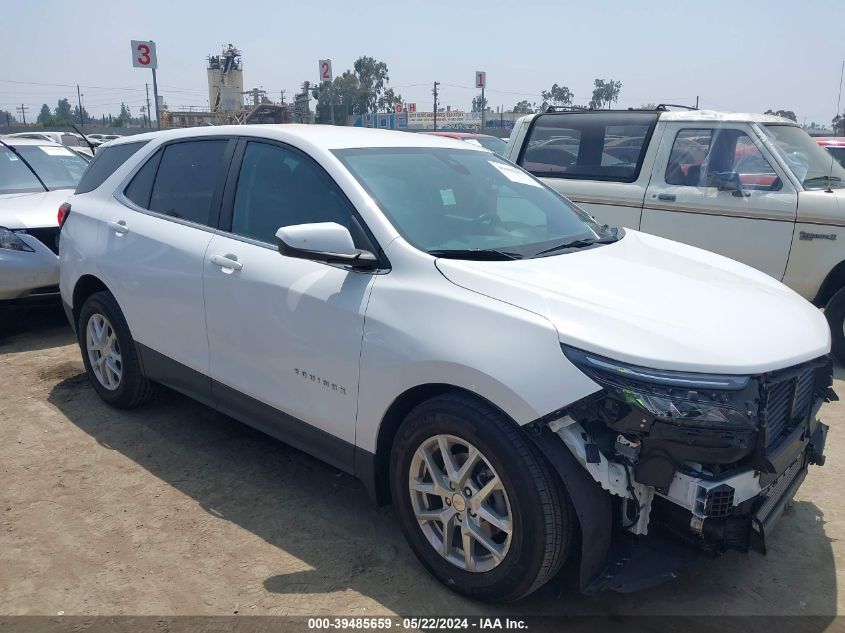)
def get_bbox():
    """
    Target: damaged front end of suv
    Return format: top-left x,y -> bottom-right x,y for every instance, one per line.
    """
528,346 -> 835,593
